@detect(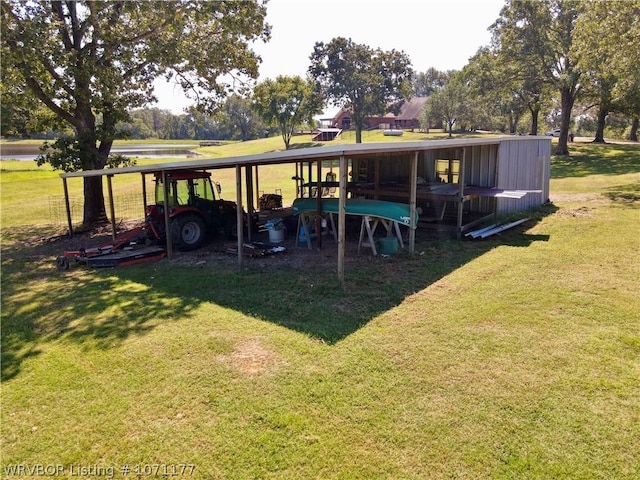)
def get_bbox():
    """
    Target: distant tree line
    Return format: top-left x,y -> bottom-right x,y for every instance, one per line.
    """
116,97 -> 276,142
